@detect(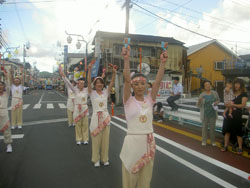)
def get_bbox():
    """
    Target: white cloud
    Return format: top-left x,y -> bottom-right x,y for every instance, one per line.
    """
22,0 -> 135,72
156,0 -> 250,55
